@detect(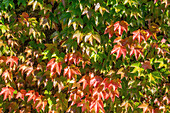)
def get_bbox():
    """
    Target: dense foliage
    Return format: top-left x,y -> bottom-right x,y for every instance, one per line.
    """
0,0 -> 169,112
